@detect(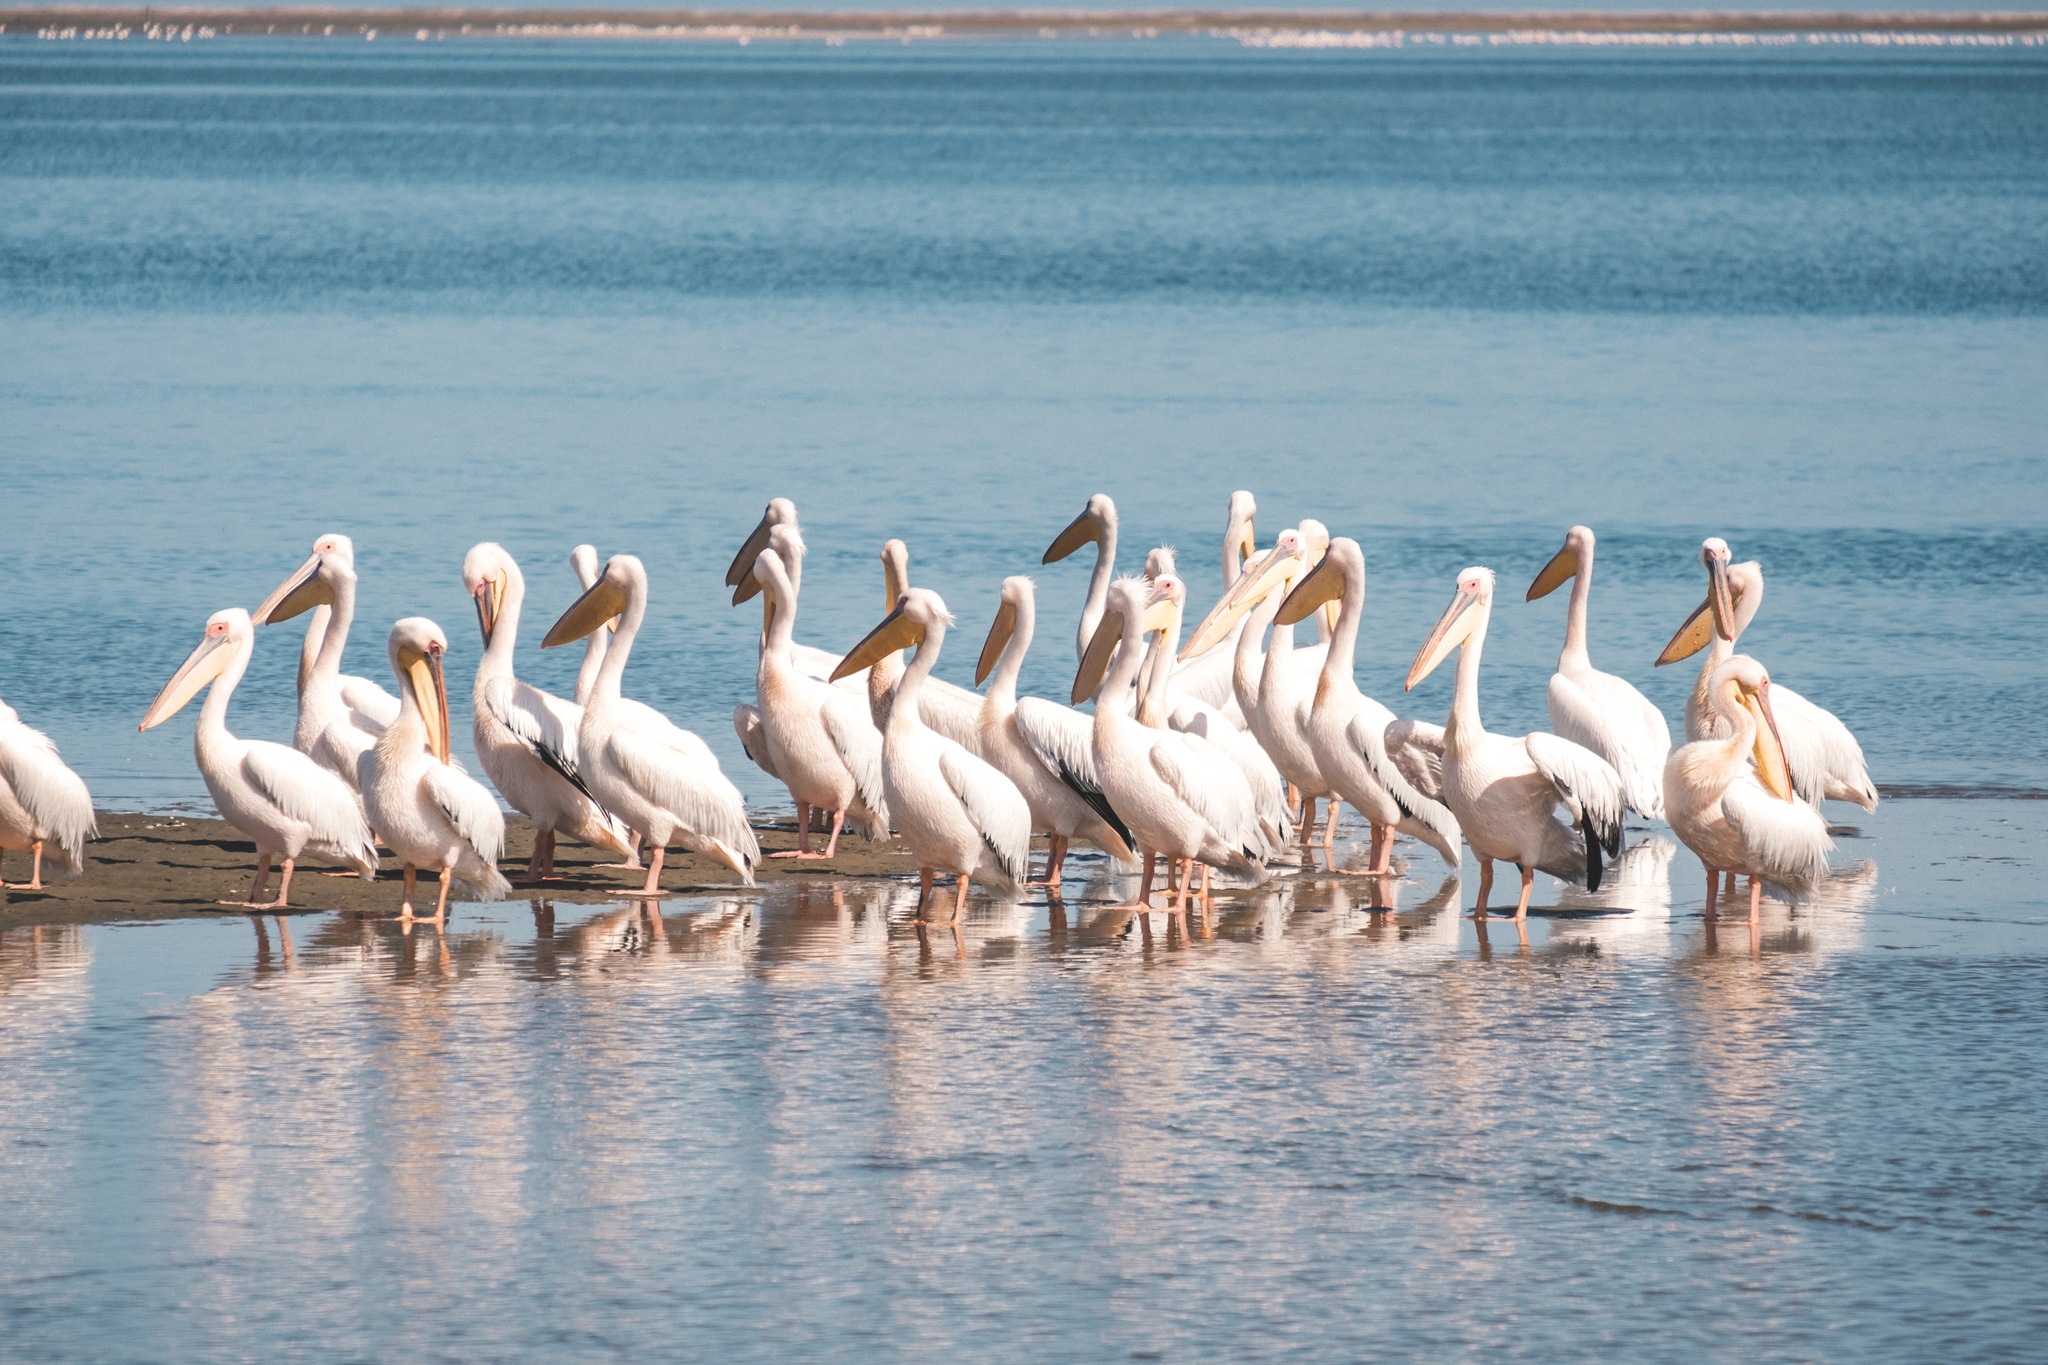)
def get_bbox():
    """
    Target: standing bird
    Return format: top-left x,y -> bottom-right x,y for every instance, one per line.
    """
359,618 -> 509,922
1658,539 -> 1878,811
863,538 -> 986,747
139,609 -> 374,908
1042,492 -> 1122,668
251,534 -> 399,791
831,589 -> 1030,921
0,698 -> 95,890
1664,654 -> 1832,920
461,543 -> 634,883
1405,567 -> 1627,919
974,575 -> 1136,884
543,554 -> 760,893
1526,524 -> 1671,820
739,540 -> 888,860
569,543 -> 611,708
